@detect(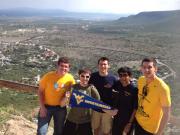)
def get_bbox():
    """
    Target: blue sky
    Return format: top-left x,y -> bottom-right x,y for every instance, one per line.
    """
0,0 -> 180,14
